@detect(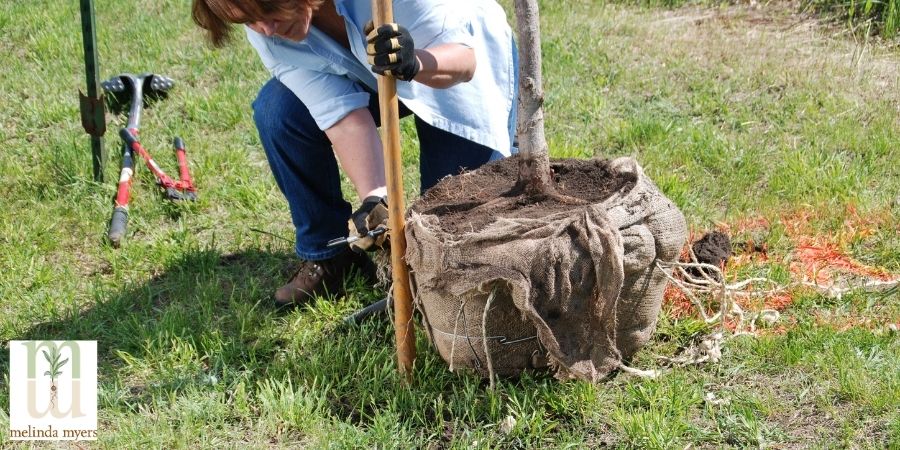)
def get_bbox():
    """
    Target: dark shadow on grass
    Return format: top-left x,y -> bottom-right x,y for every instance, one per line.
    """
0,248 -> 297,410
0,247 -> 575,445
